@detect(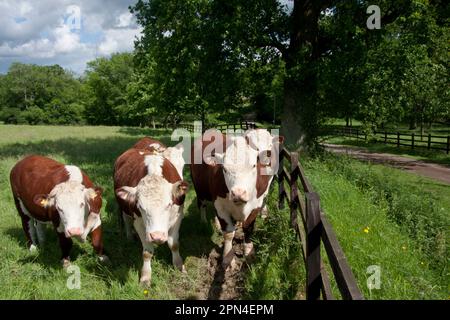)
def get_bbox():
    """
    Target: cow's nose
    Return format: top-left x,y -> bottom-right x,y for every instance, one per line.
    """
148,232 -> 167,244
67,227 -> 83,237
230,188 -> 248,203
